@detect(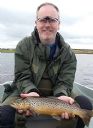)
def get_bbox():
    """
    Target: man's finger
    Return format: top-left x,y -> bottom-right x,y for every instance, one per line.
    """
20,92 -> 39,98
61,112 -> 69,119
20,93 -> 29,98
69,98 -> 74,104
25,110 -> 31,116
18,109 -> 23,114
64,112 -> 69,119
